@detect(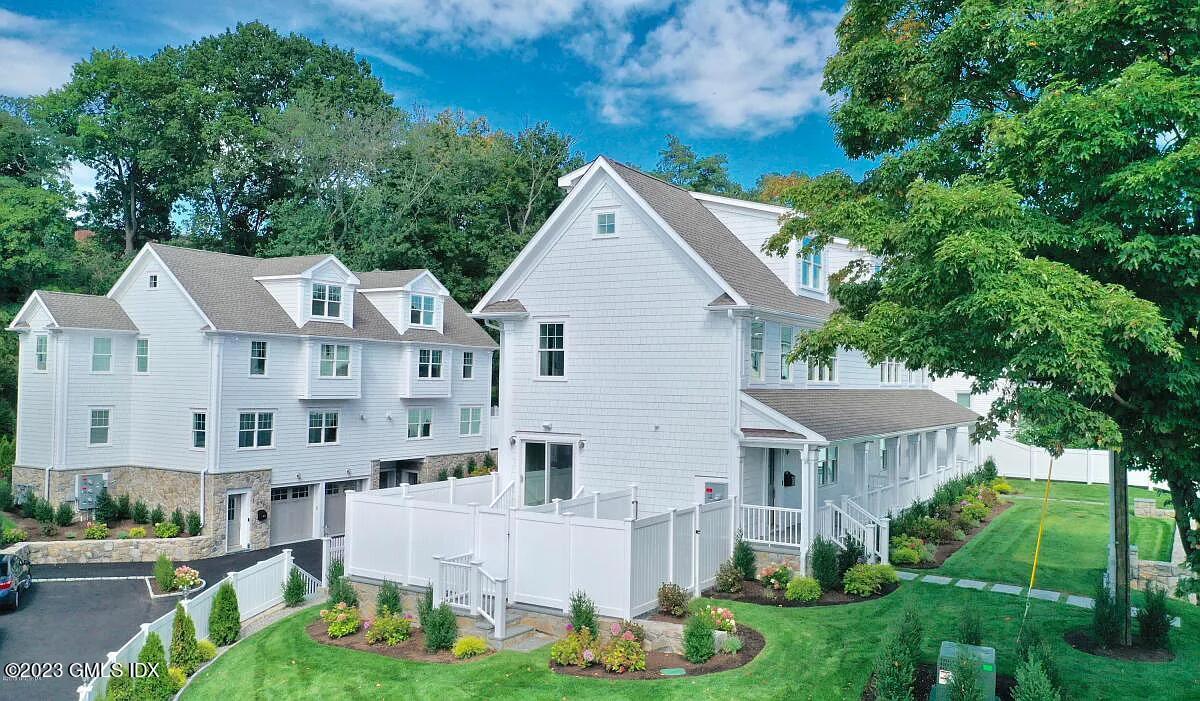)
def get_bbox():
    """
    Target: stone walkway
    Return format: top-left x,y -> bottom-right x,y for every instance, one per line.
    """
897,570 -> 1183,627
